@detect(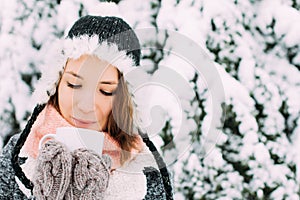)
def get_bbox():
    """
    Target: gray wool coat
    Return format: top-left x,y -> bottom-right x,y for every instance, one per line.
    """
0,134 -> 167,200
